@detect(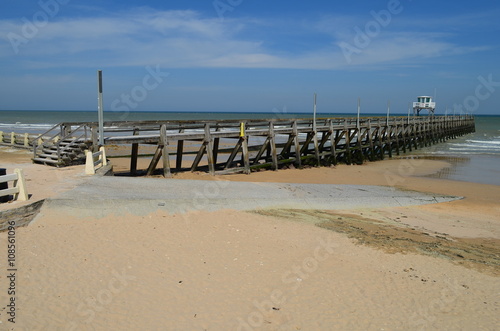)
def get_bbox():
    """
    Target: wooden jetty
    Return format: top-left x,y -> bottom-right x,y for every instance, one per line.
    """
24,115 -> 475,175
